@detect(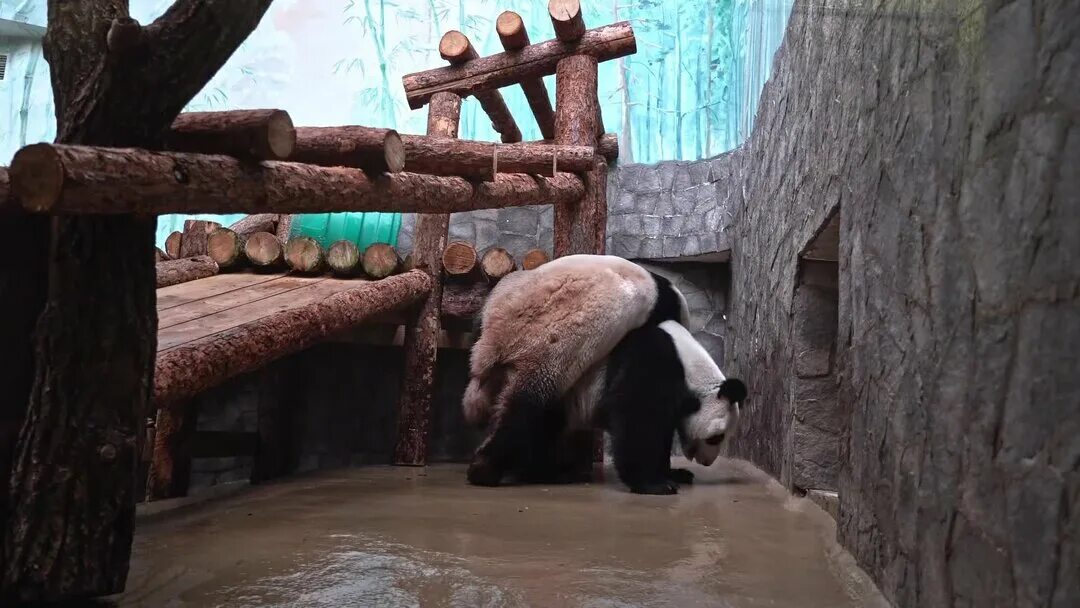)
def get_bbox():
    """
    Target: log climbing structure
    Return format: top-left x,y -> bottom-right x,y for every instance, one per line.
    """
3,1 -> 633,505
